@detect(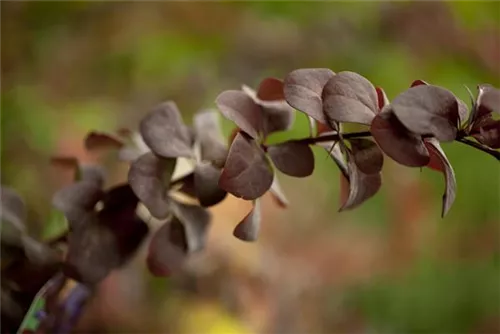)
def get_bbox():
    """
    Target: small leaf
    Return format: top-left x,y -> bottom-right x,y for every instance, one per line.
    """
477,84 -> 500,115
410,79 -> 428,87
50,156 -> 79,186
348,138 -> 384,174
194,162 -> 227,207
268,141 -> 314,177
219,132 -> 273,200
257,77 -> 285,101
340,151 -> 382,211
370,109 -> 430,167
1,186 -> 27,245
233,199 -> 261,242
147,217 -> 188,277
193,110 -> 228,166
322,71 -> 378,126
170,200 -> 211,253
261,103 -> 295,136
473,119 -> 500,149
84,131 -> 124,151
391,85 -> 460,141
269,176 -> 289,208
139,101 -> 193,158
424,139 -> 456,217
128,152 -> 176,219
283,68 -> 336,123
376,87 -> 390,110
216,90 -> 263,139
